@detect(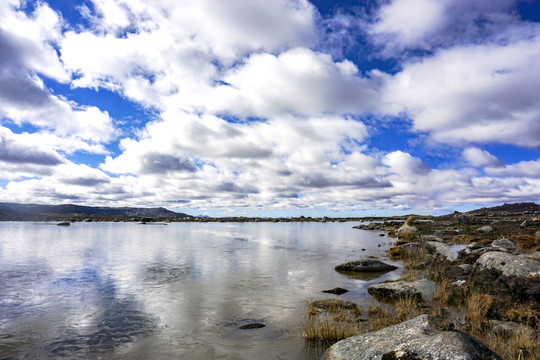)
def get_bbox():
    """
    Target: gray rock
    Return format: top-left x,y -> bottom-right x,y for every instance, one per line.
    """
368,279 -> 437,302
490,238 -> 516,252
520,220 -> 530,227
323,315 -> 502,360
470,247 -> 508,255
455,214 -> 470,224
398,242 -> 422,251
459,264 -> 472,274
535,231 -> 540,240
335,259 -> 397,272
426,241 -> 456,261
526,251 -> 540,261
476,225 -> 493,233
474,252 -> 540,277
